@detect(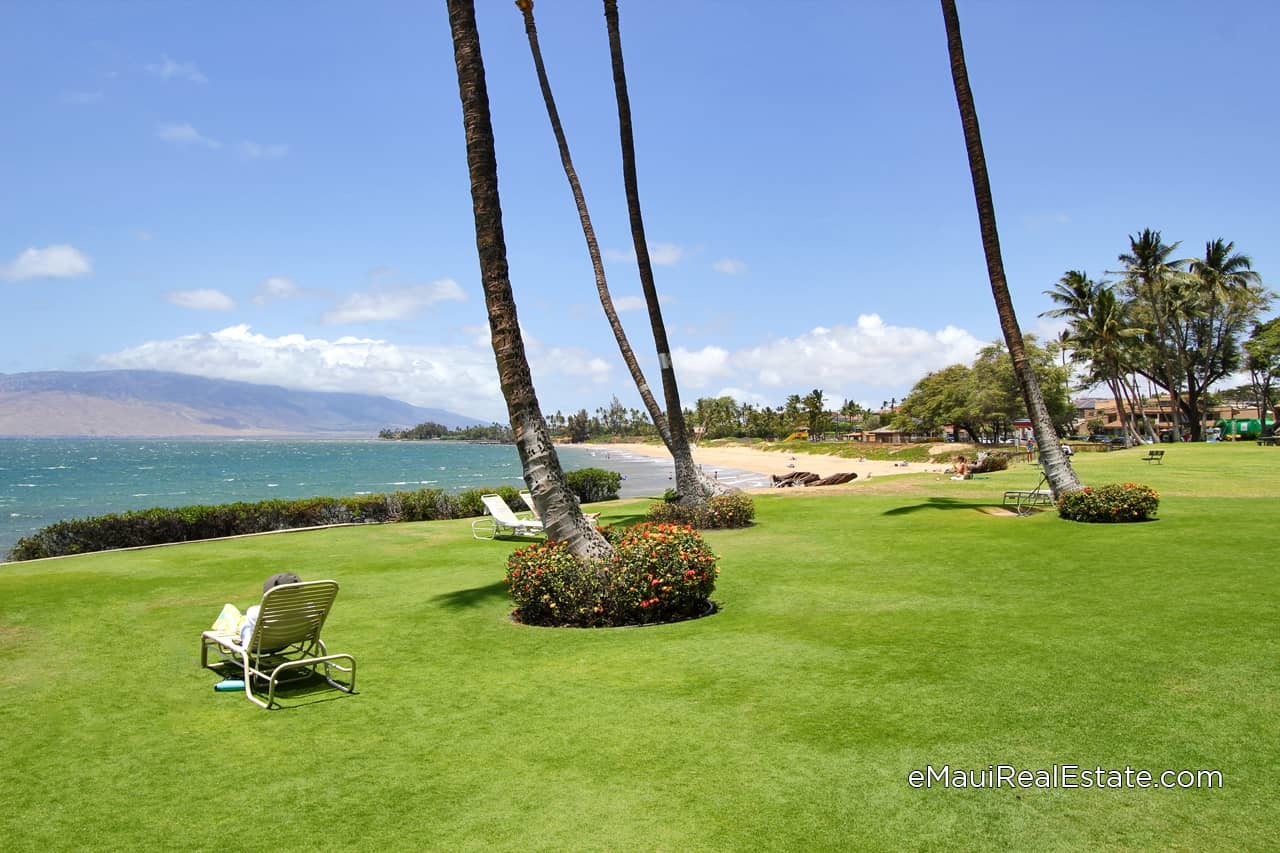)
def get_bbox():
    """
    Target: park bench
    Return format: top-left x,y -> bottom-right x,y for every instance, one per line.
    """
1002,474 -> 1053,517
1142,449 -> 1165,464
